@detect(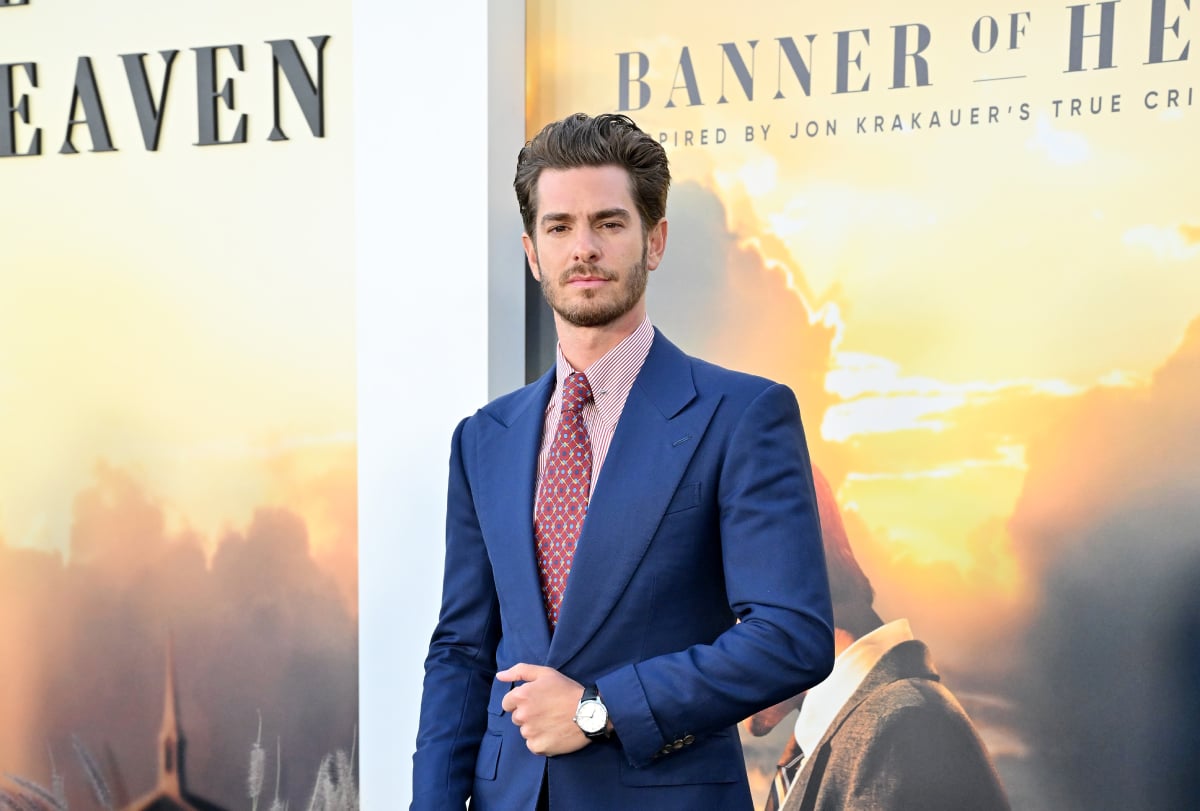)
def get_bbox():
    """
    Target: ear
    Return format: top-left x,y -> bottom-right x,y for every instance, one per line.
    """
645,218 -> 668,271
522,232 -> 541,281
